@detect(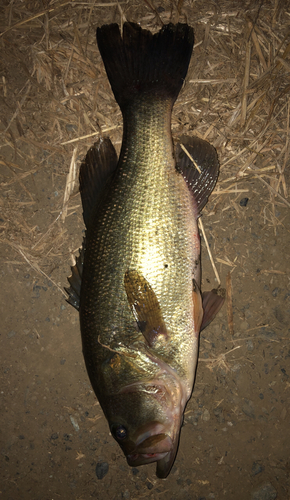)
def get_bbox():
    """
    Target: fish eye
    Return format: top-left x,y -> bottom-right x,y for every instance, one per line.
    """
112,424 -> 127,440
